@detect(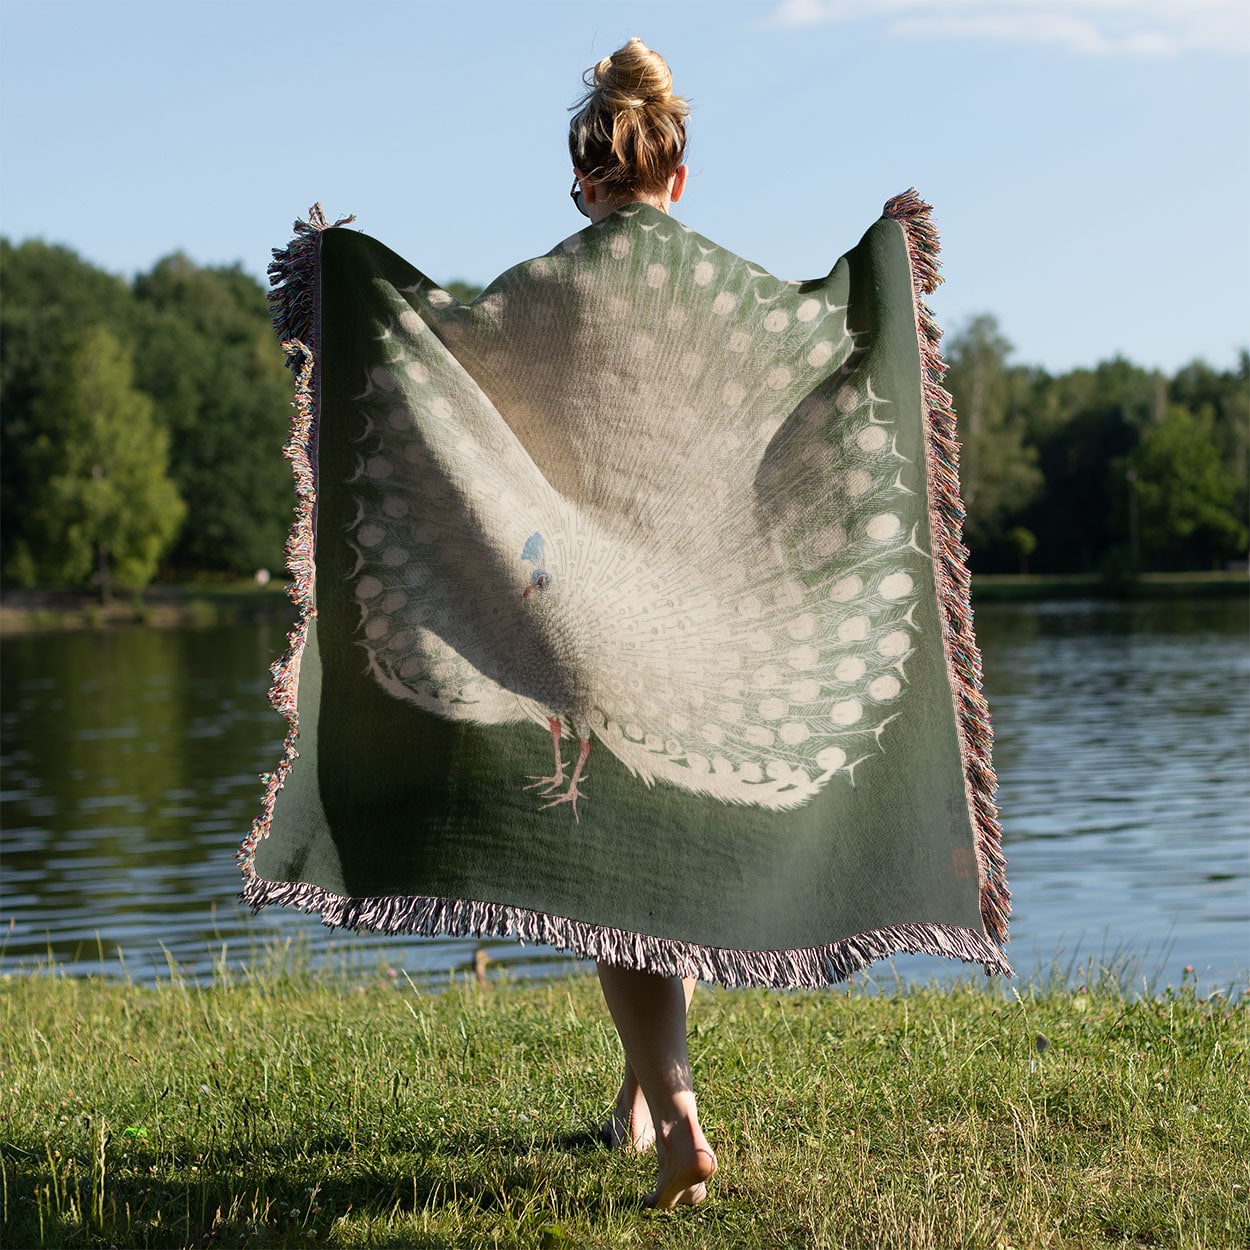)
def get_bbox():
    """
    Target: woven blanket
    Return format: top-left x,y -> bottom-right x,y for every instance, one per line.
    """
239,192 -> 1011,987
